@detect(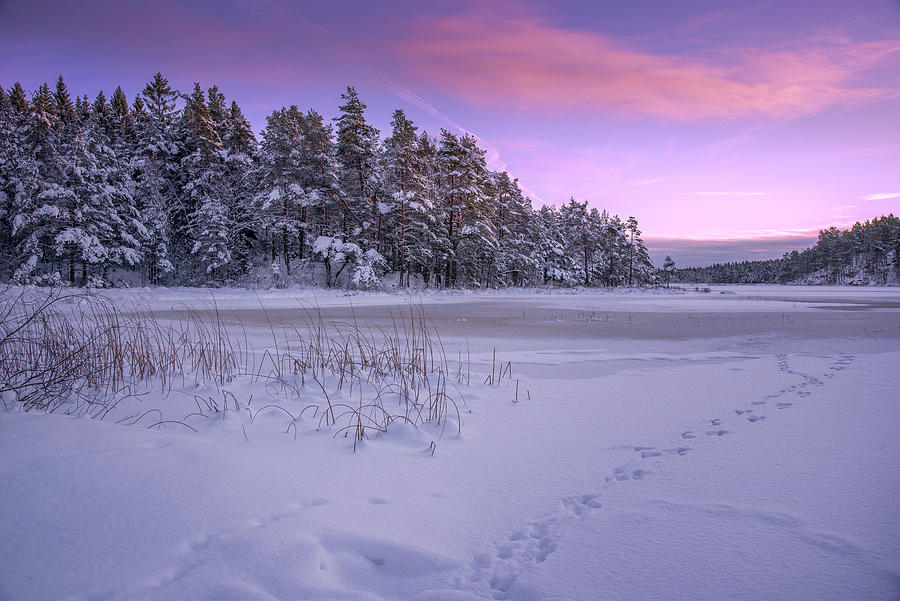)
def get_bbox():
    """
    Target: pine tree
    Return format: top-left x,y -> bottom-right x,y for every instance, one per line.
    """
492,171 -> 535,286
455,134 -> 496,286
297,109 -> 341,244
8,82 -> 28,115
334,87 -> 380,244
91,90 -> 112,137
559,198 -> 596,286
534,205 -> 575,285
0,85 -> 17,275
381,109 -> 427,286
8,82 -> 68,283
597,211 -> 628,286
626,216 -> 641,286
436,131 -> 494,286
221,99 -> 258,276
181,83 -> 230,283
255,106 -> 305,275
410,131 -> 441,285
111,86 -> 129,124
54,101 -> 143,285
132,72 -> 181,284
662,256 -> 676,288
54,75 -> 75,127
206,85 -> 229,145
